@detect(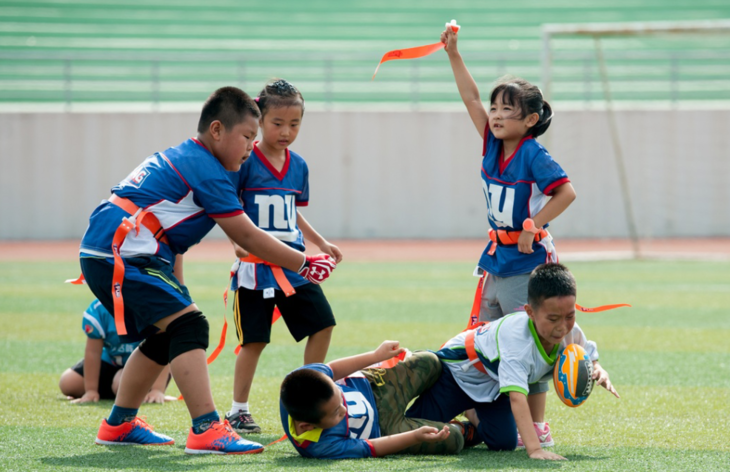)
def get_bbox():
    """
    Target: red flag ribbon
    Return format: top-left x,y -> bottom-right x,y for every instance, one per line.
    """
372,20 -> 460,80
575,303 -> 632,313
